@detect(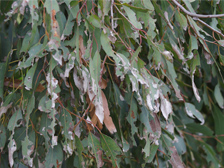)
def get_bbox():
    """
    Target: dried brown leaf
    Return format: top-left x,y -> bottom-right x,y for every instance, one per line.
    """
79,35 -> 88,65
86,94 -> 95,115
169,146 -> 185,168
96,150 -> 104,168
52,9 -> 60,38
150,113 -> 161,133
149,113 -> 161,145
86,94 -> 103,131
101,90 -> 117,134
86,91 -> 116,133
99,78 -> 108,89
79,35 -> 86,58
